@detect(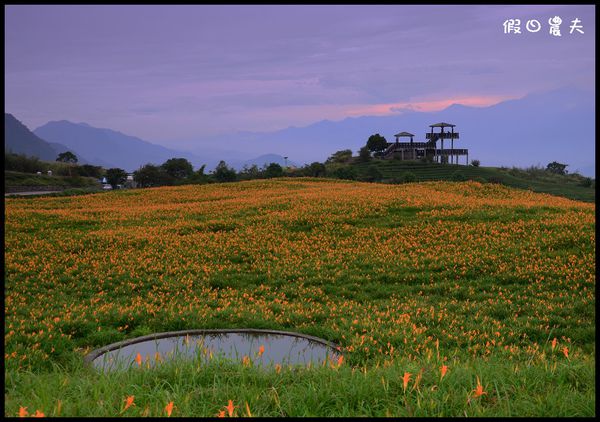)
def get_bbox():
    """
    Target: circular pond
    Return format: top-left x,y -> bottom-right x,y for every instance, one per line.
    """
85,329 -> 342,372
